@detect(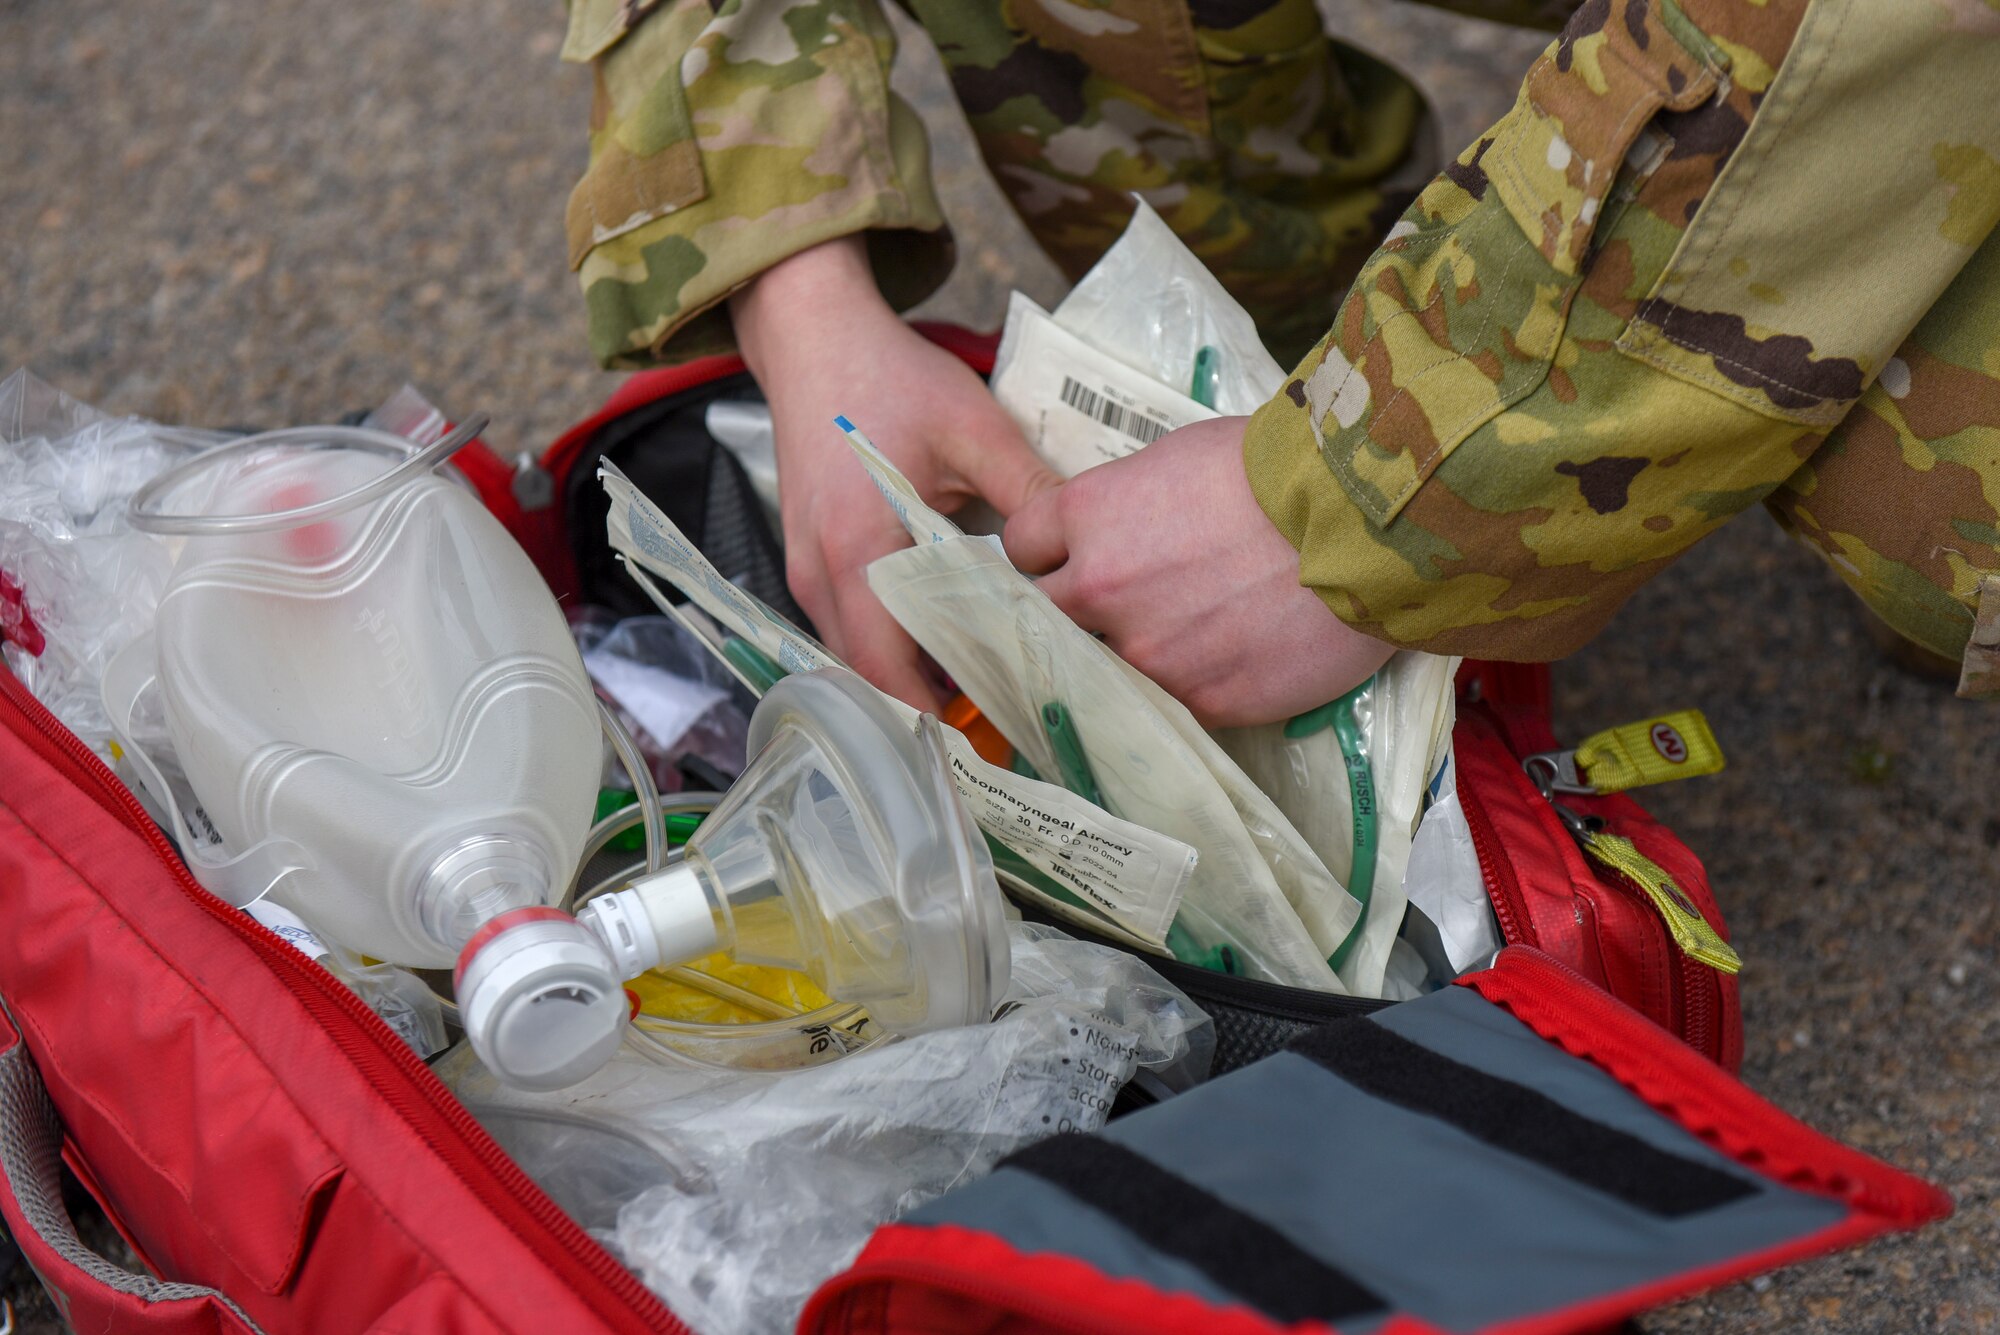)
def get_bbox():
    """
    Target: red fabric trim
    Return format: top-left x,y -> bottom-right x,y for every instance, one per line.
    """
800,1222 -> 1364,1335
1460,949 -> 1951,1225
